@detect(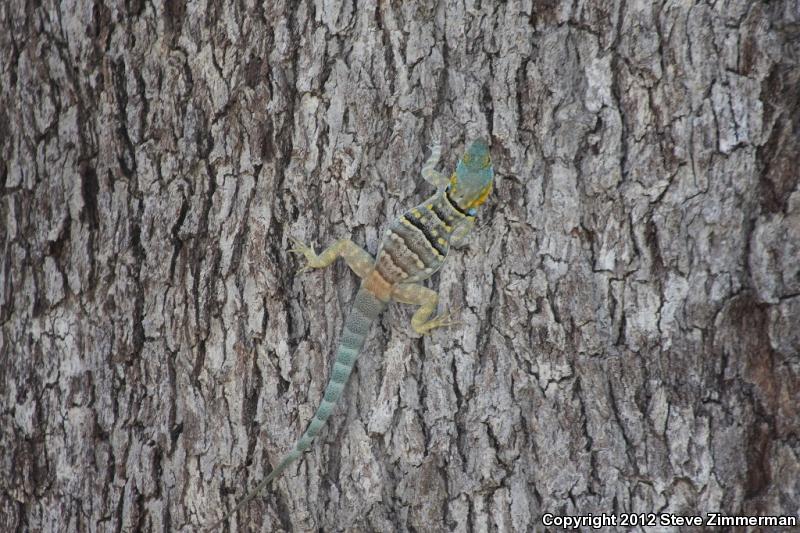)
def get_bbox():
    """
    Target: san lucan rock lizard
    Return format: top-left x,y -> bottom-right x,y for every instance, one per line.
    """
211,138 -> 494,529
